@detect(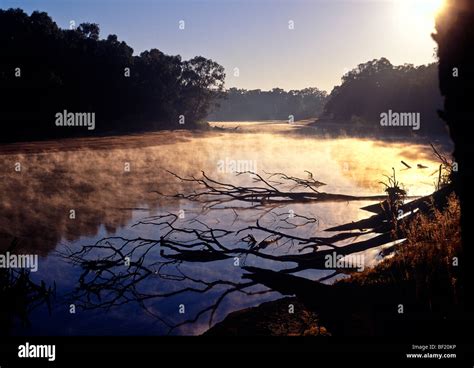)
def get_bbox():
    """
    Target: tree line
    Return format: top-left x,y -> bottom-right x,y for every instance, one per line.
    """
0,8 -> 225,142
208,87 -> 328,121
0,9 -> 447,142
209,59 -> 447,138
